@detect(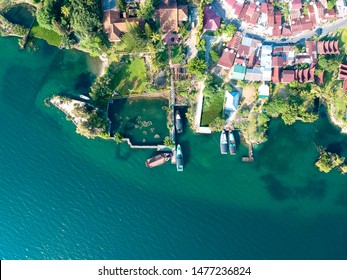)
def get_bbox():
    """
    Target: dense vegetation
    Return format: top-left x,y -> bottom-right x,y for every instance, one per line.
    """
264,82 -> 318,125
72,103 -> 109,138
36,0 -> 107,55
315,149 -> 345,173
